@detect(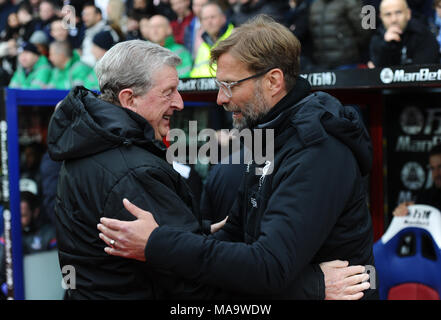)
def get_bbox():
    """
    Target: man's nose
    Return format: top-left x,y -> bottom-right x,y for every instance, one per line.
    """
391,13 -> 399,23
216,89 -> 229,107
173,91 -> 184,110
